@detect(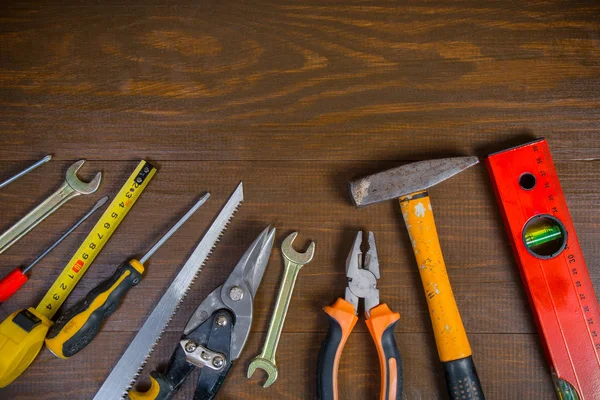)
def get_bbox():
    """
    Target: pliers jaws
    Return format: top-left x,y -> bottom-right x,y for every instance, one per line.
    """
345,231 -> 380,317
